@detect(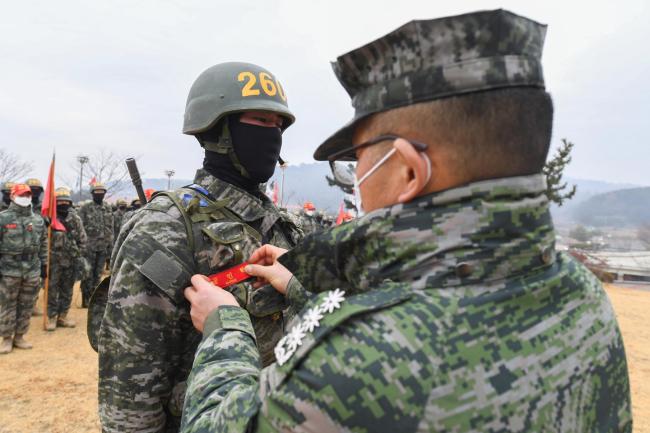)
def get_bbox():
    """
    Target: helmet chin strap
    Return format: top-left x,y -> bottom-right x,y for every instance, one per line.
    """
198,117 -> 251,179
